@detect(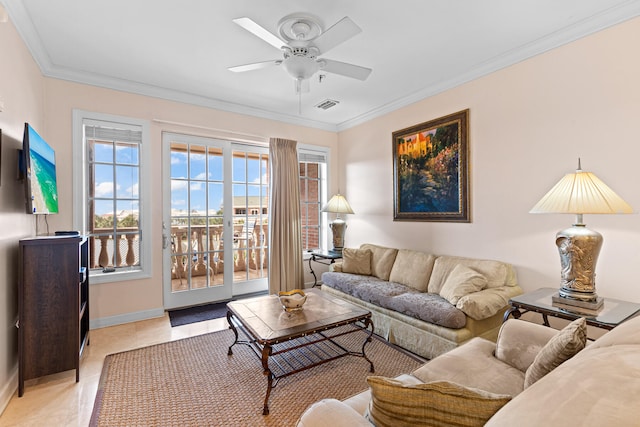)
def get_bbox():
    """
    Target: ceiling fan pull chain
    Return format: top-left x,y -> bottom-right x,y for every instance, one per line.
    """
298,79 -> 302,114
